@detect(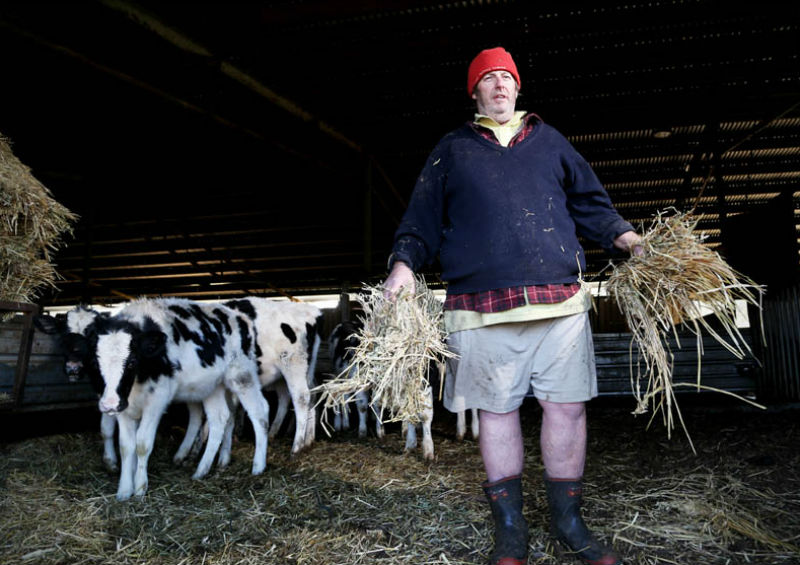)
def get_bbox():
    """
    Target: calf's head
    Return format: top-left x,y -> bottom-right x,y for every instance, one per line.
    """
34,308 -> 102,383
329,320 -> 362,373
95,317 -> 172,414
